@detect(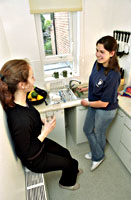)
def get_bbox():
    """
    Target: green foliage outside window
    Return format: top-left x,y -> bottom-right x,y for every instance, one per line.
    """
40,14 -> 52,55
44,40 -> 52,55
